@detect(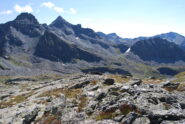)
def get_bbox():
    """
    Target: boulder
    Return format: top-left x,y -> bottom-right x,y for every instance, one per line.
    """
95,92 -> 106,101
162,81 -> 180,90
70,80 -> 90,89
103,79 -> 115,85
132,117 -> 150,124
130,79 -> 142,86
23,107 -> 40,124
121,112 -> 138,124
